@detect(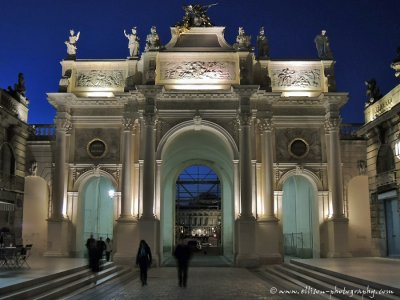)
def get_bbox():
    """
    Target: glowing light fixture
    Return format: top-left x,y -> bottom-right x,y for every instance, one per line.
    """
108,189 -> 115,198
